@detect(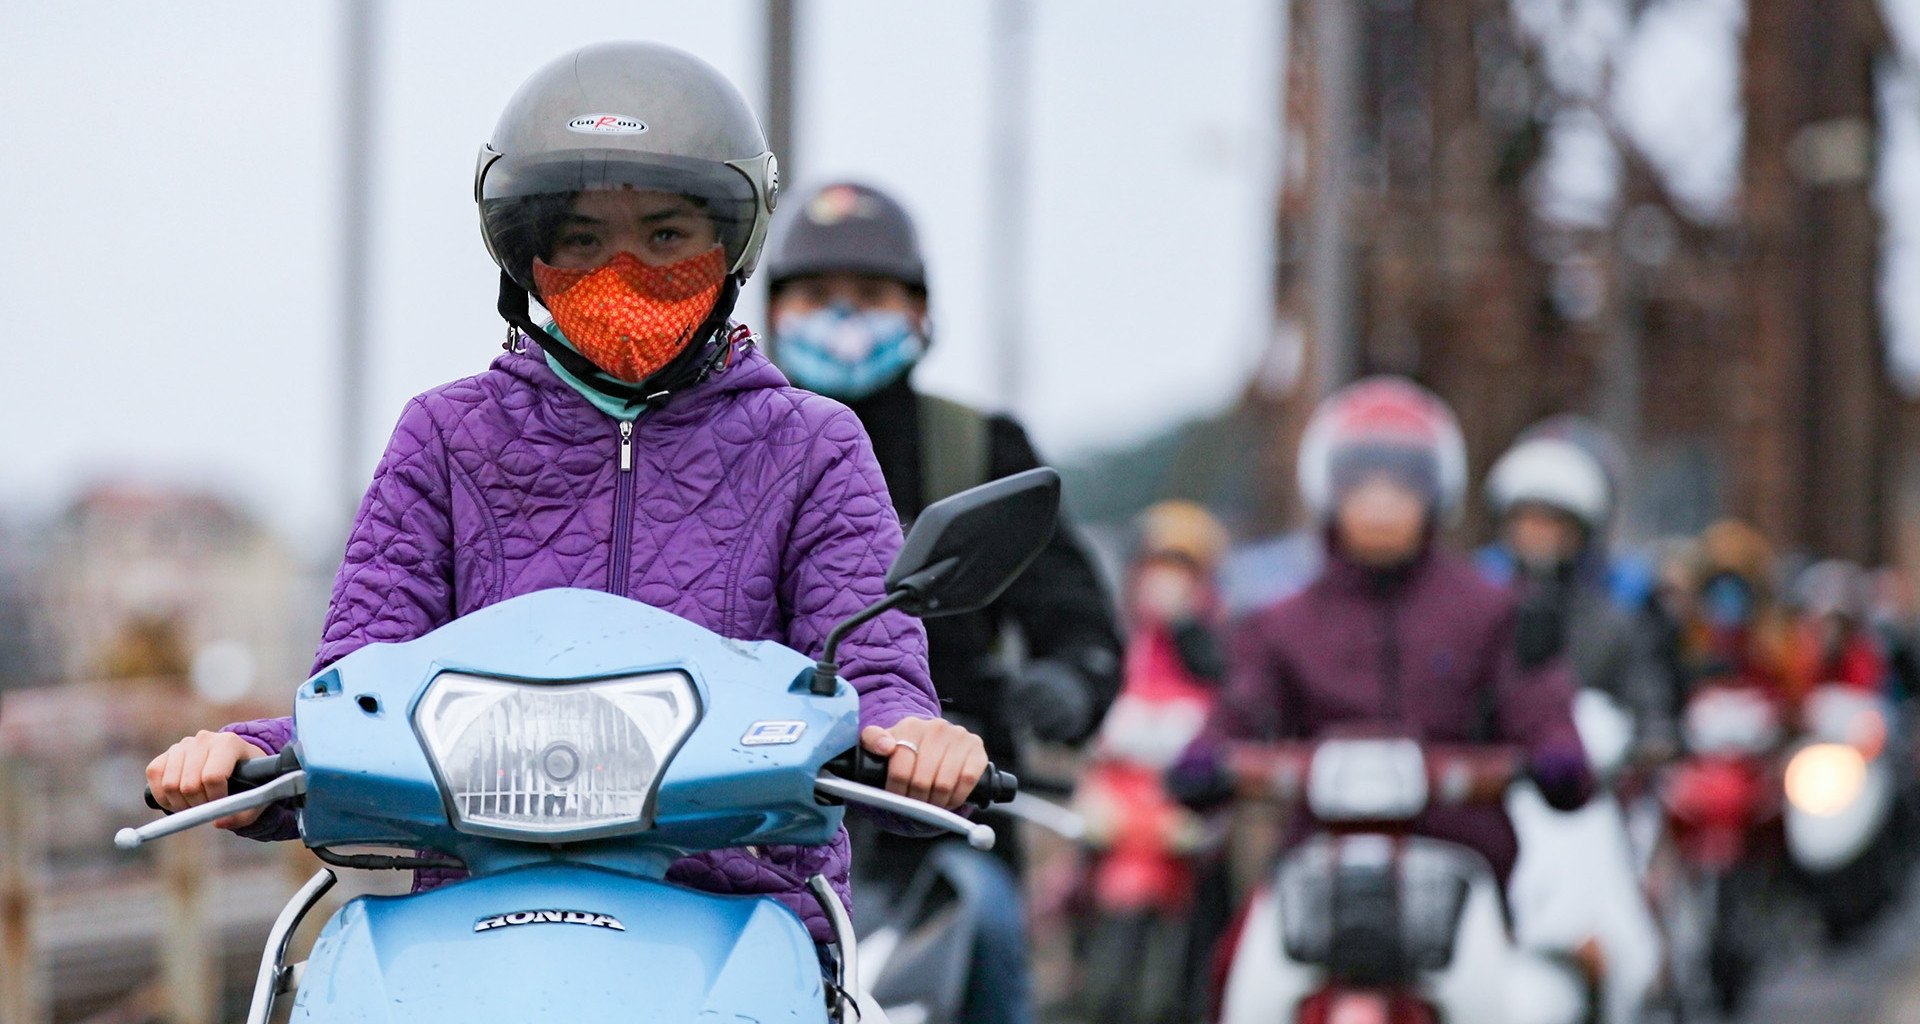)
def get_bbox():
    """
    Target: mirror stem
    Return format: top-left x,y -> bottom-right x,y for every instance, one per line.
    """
812,589 -> 914,696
